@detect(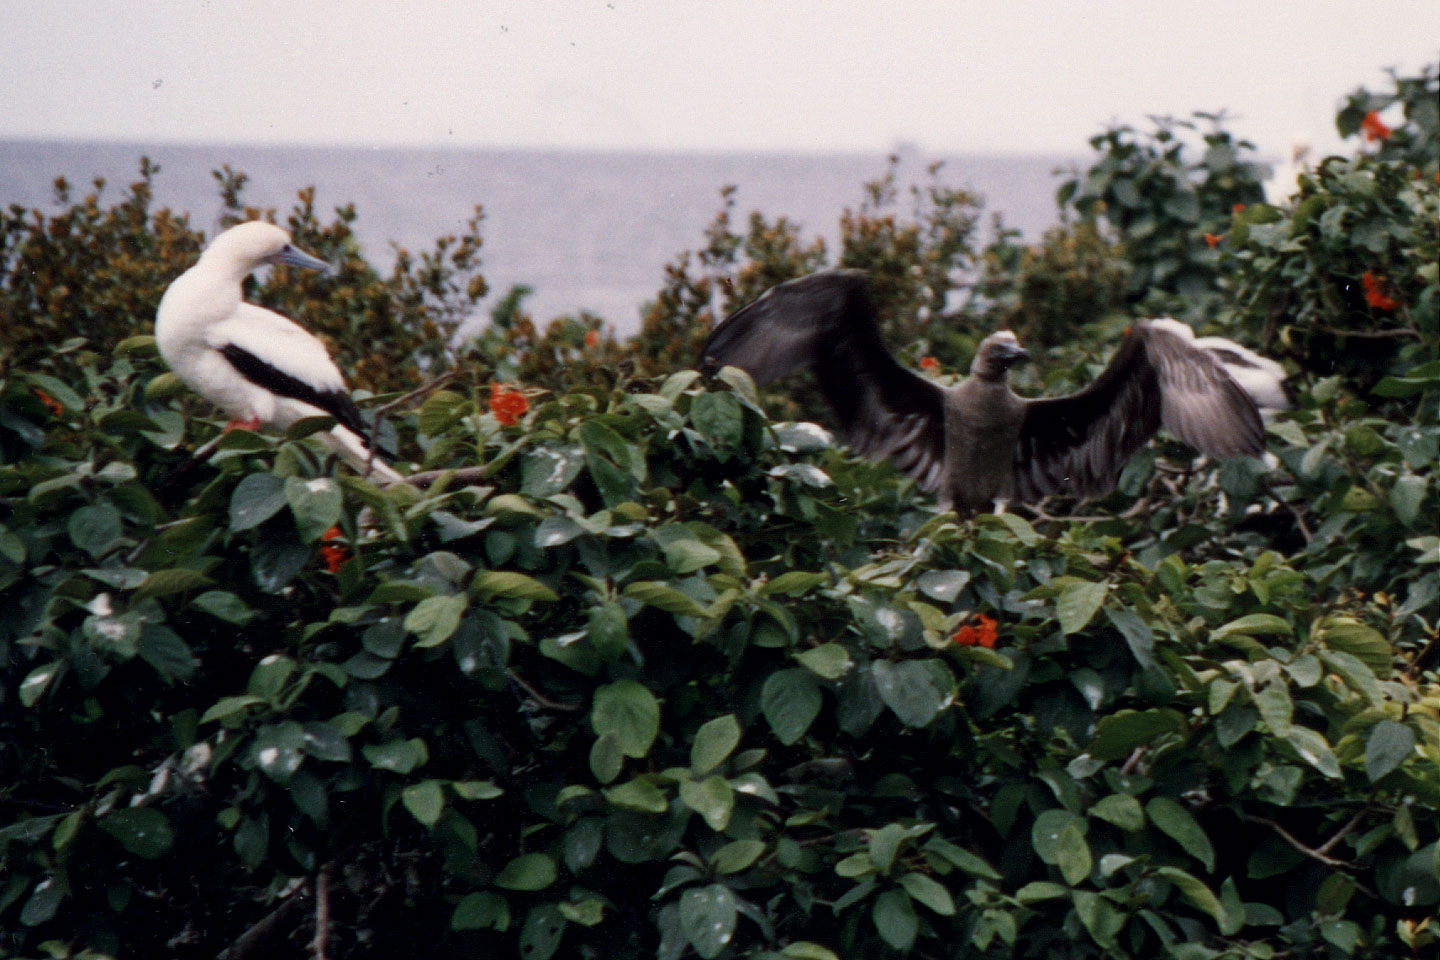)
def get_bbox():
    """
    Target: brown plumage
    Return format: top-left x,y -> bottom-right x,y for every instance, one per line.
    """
700,270 -> 1267,512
